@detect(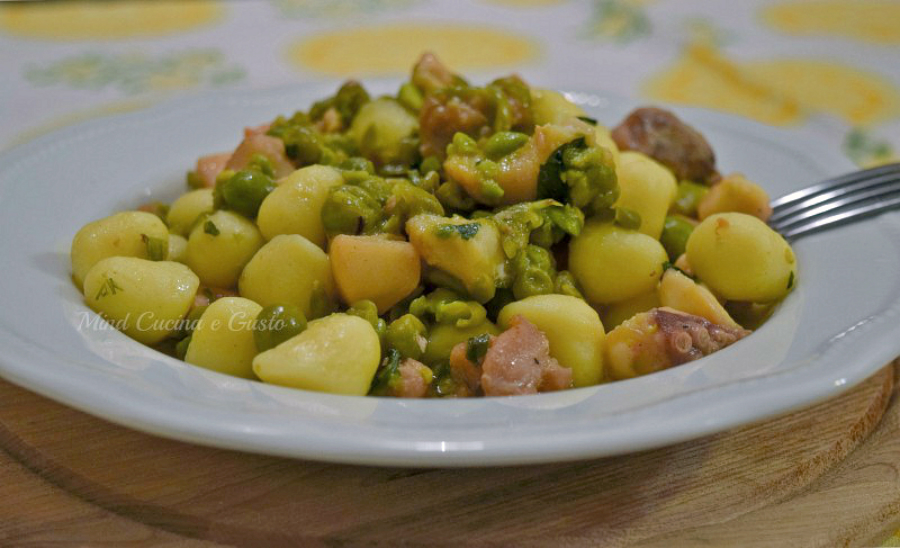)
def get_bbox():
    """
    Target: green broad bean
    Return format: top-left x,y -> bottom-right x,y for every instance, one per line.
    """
408,288 -> 488,328
614,207 -> 642,231
660,215 -> 695,261
254,304 -> 308,352
484,131 -> 529,159
338,157 -> 375,173
554,271 -> 583,299
321,184 -> 383,237
397,82 -> 424,112
179,305 -> 208,338
385,314 -> 428,359
216,169 -> 276,218
418,155 -> 442,175
346,300 -> 387,339
672,180 -> 709,217
175,335 -> 192,360
511,244 -> 557,300
435,180 -> 476,213
309,80 -> 370,126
